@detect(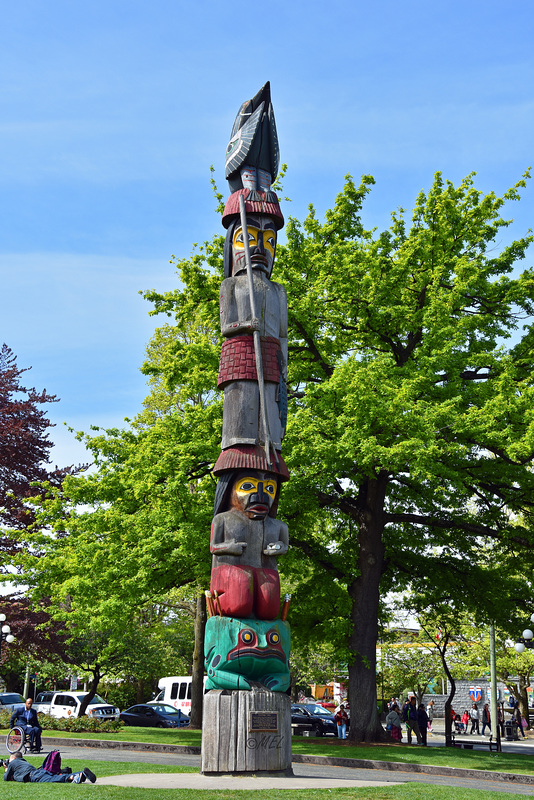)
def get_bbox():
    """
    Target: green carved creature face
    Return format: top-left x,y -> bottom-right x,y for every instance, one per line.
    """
204,616 -> 290,692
